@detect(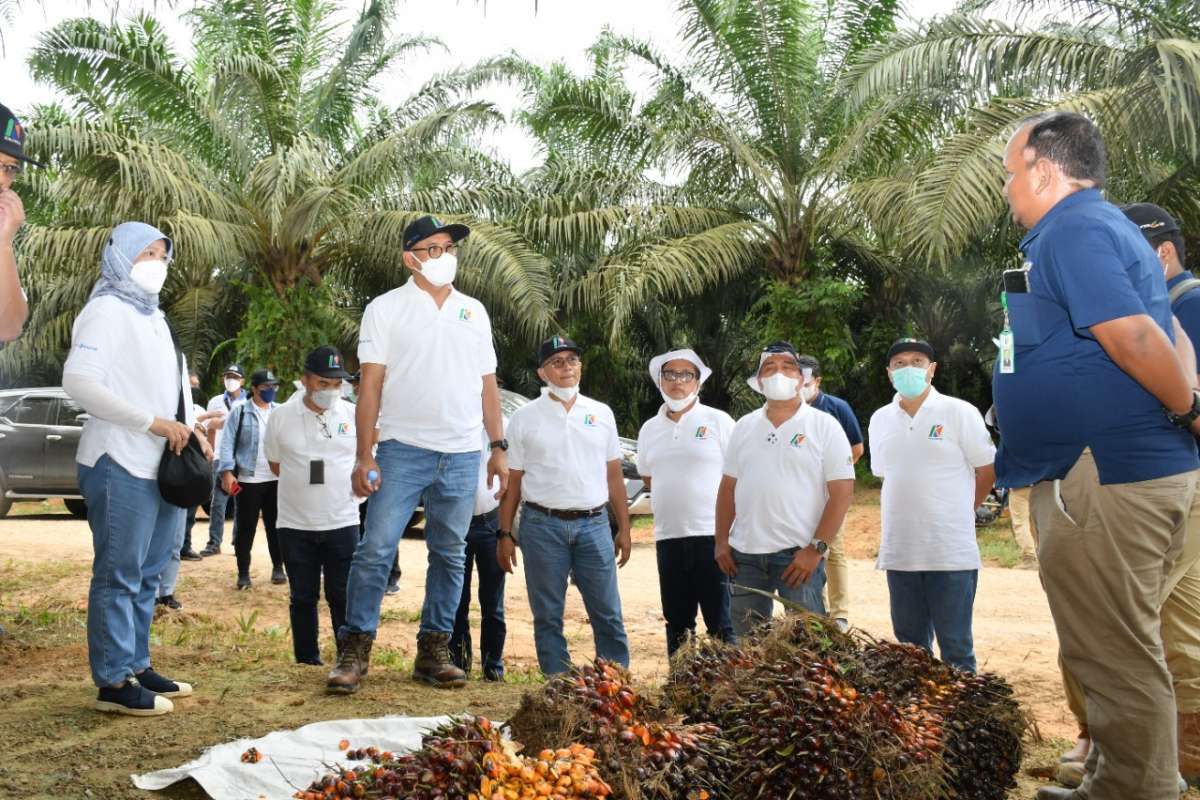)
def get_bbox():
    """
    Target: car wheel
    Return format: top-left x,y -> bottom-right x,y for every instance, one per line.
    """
64,498 -> 88,519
